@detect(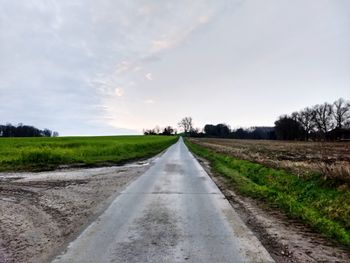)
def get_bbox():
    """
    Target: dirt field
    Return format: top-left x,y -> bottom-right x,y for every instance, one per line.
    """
189,138 -> 350,183
0,161 -> 152,263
